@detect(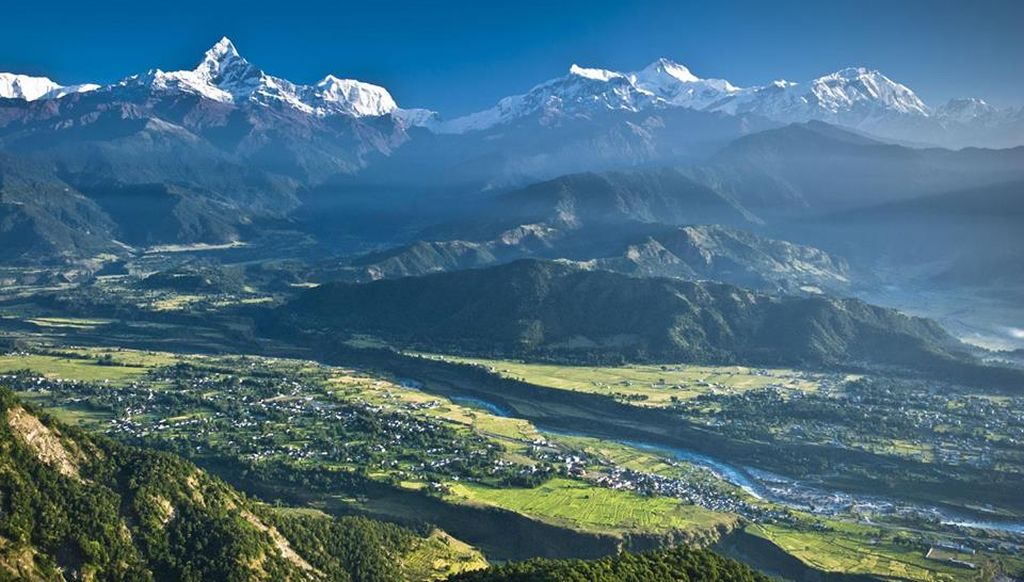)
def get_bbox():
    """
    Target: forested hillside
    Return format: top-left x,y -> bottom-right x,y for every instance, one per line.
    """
449,545 -> 770,582
283,260 -> 972,372
0,387 -> 469,581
